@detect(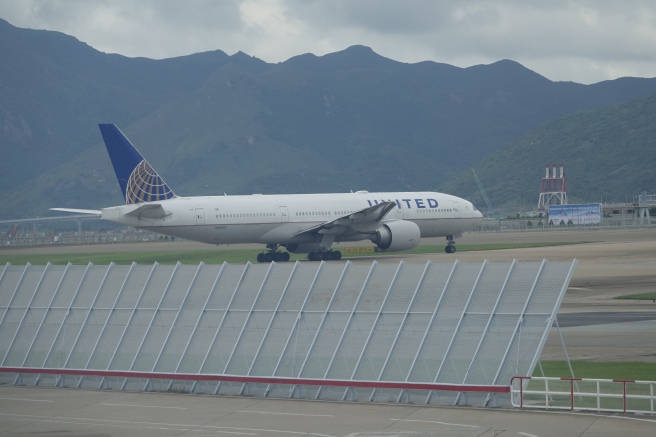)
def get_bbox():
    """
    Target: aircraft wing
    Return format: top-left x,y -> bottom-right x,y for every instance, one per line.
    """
293,201 -> 397,237
49,208 -> 102,216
